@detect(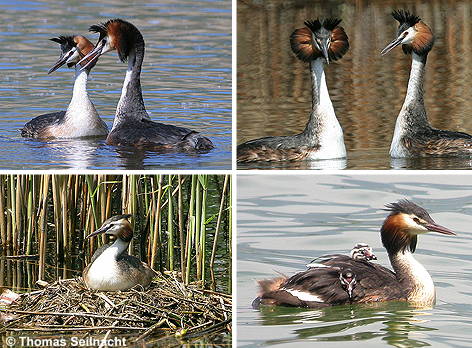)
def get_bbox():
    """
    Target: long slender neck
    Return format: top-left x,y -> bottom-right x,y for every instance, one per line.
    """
397,53 -> 430,129
101,237 -> 129,260
388,248 -> 435,305
113,40 -> 149,129
65,67 -> 96,120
